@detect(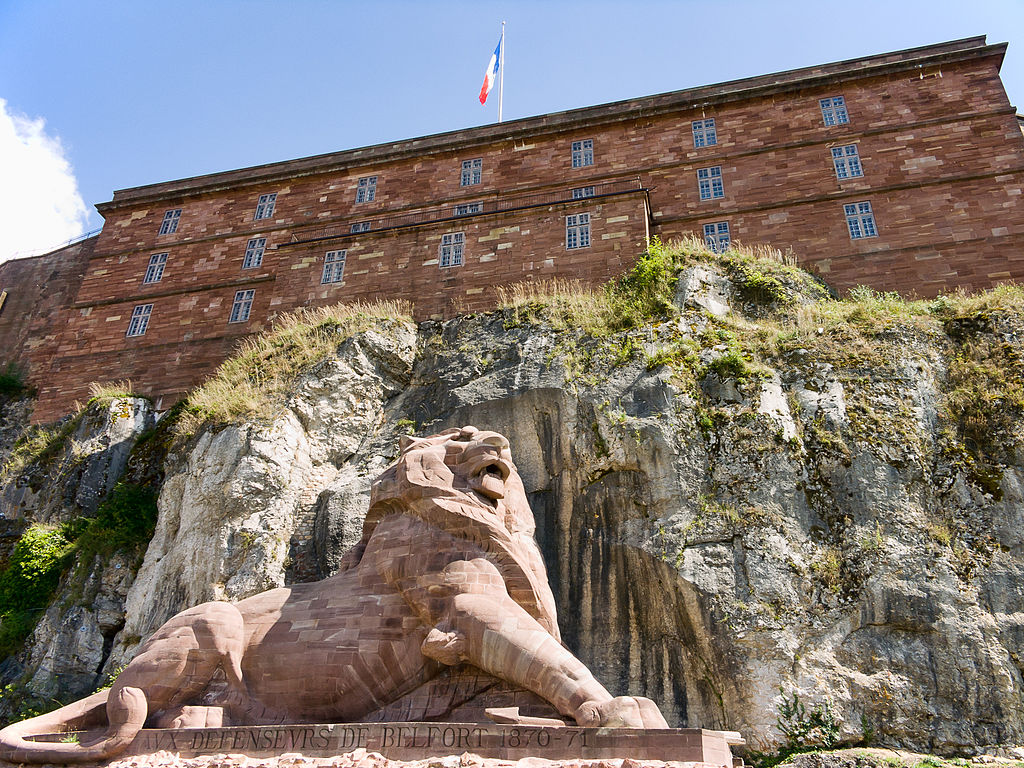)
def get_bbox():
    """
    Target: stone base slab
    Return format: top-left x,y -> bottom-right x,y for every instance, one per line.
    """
108,723 -> 740,765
